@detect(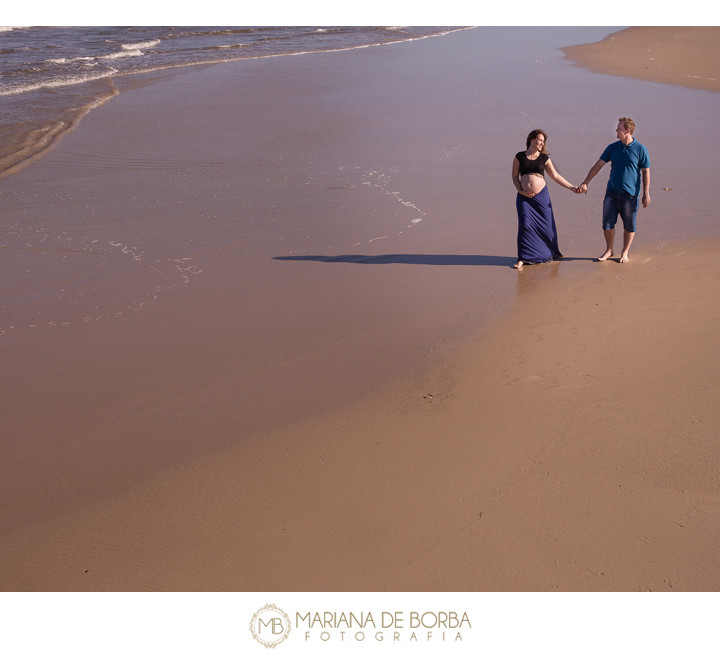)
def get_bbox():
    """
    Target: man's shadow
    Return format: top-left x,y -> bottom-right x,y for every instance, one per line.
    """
273,254 -> 517,267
